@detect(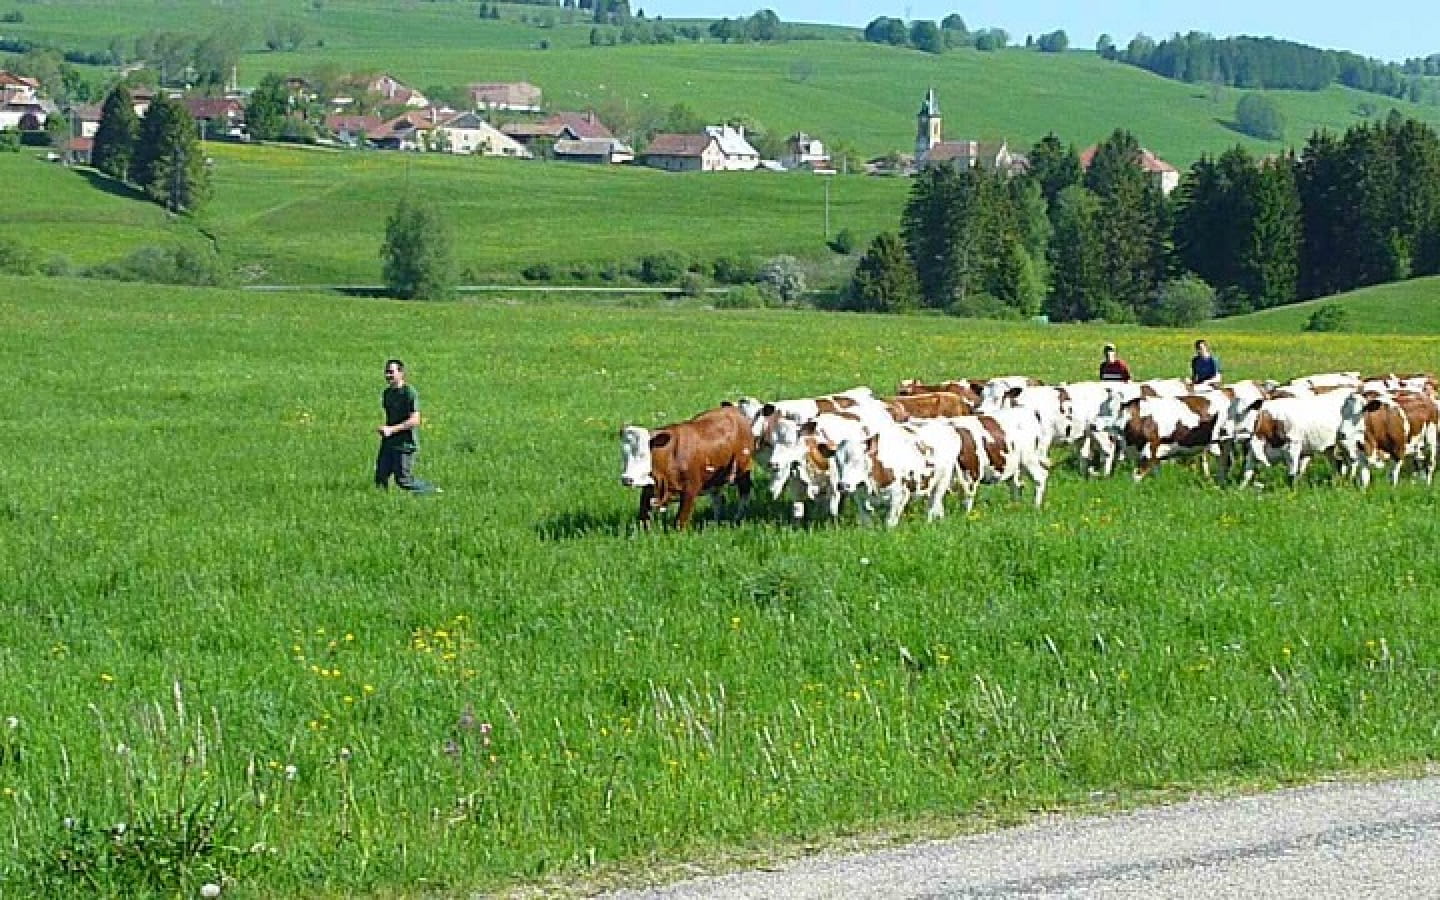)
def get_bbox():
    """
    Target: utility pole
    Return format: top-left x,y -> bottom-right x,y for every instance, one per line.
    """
822,174 -> 832,241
